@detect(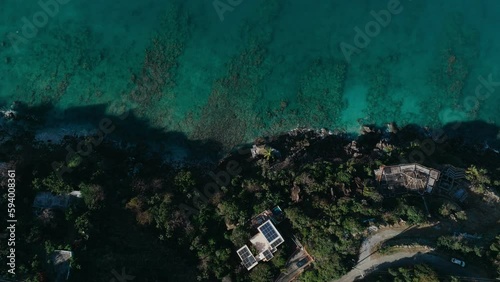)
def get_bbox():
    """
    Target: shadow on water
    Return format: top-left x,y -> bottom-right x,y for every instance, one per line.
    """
4,101 -> 500,163
441,120 -> 500,148
7,101 -> 226,162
